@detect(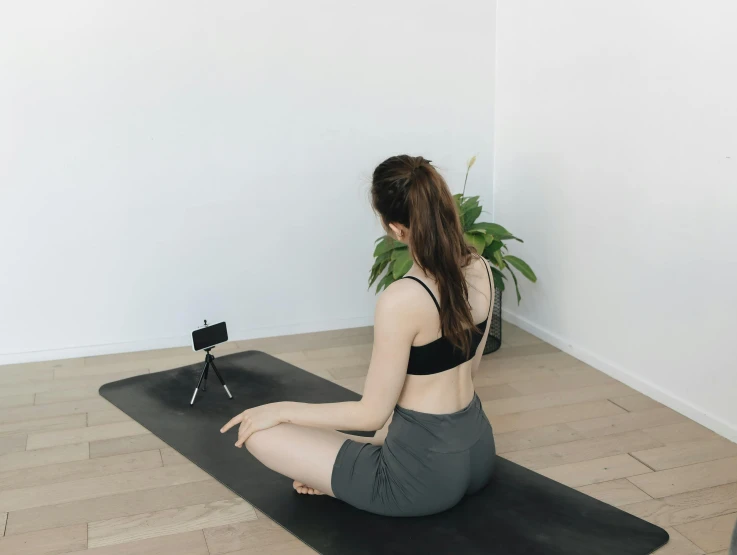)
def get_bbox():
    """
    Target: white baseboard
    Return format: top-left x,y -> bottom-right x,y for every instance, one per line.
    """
503,309 -> 737,443
0,316 -> 375,367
